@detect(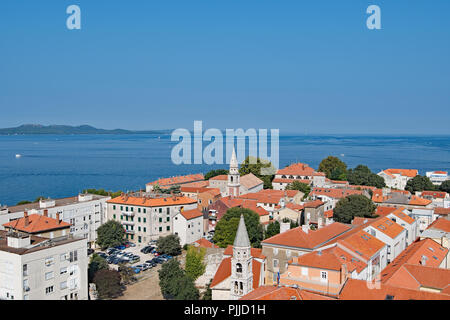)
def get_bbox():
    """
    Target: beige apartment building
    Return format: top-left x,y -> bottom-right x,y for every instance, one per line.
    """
107,193 -> 197,243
